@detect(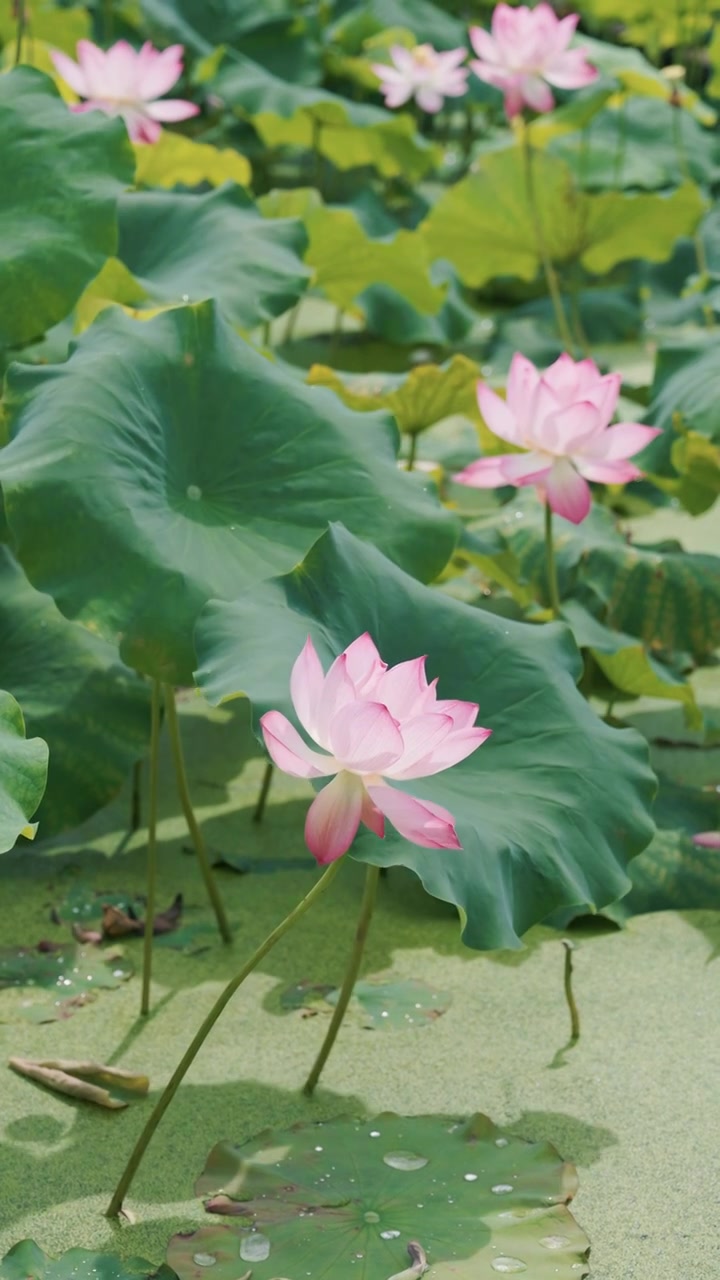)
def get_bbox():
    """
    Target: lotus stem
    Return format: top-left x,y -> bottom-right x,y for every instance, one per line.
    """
130,759 -> 142,833
544,502 -> 561,620
671,99 -> 714,328
140,680 -> 162,1017
520,122 -> 573,351
303,862 -> 380,1096
13,0 -> 26,64
406,433 -> 418,472
106,859 -> 342,1217
562,938 -> 580,1041
163,685 -> 232,945
252,760 -> 274,824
